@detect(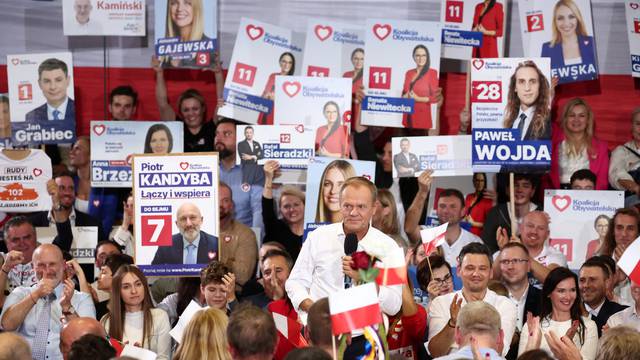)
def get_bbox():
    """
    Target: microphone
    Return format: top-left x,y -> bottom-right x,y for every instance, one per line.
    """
343,233 -> 358,289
